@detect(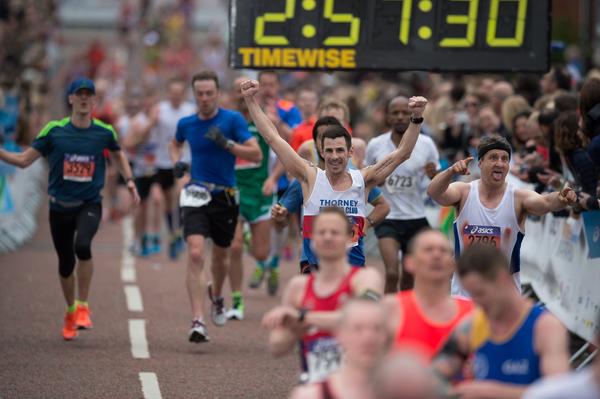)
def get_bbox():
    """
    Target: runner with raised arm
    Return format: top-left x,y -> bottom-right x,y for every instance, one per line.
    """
241,79 -> 427,270
427,134 -> 577,295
